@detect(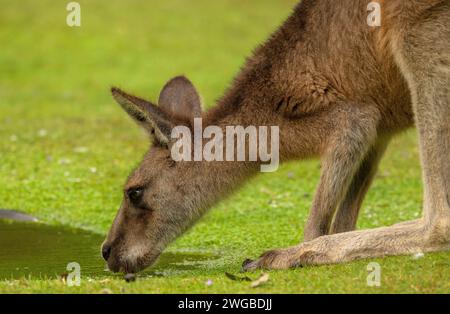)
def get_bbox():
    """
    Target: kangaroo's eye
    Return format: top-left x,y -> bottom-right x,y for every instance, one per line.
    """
127,188 -> 144,205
